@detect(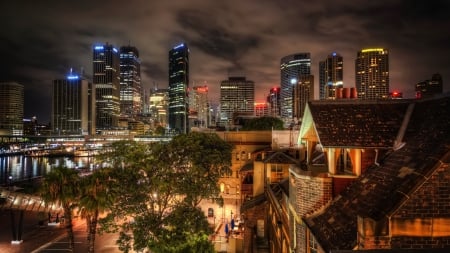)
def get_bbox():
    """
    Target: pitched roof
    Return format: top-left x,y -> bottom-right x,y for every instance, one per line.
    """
303,99 -> 410,148
303,95 -> 450,252
263,150 -> 299,164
